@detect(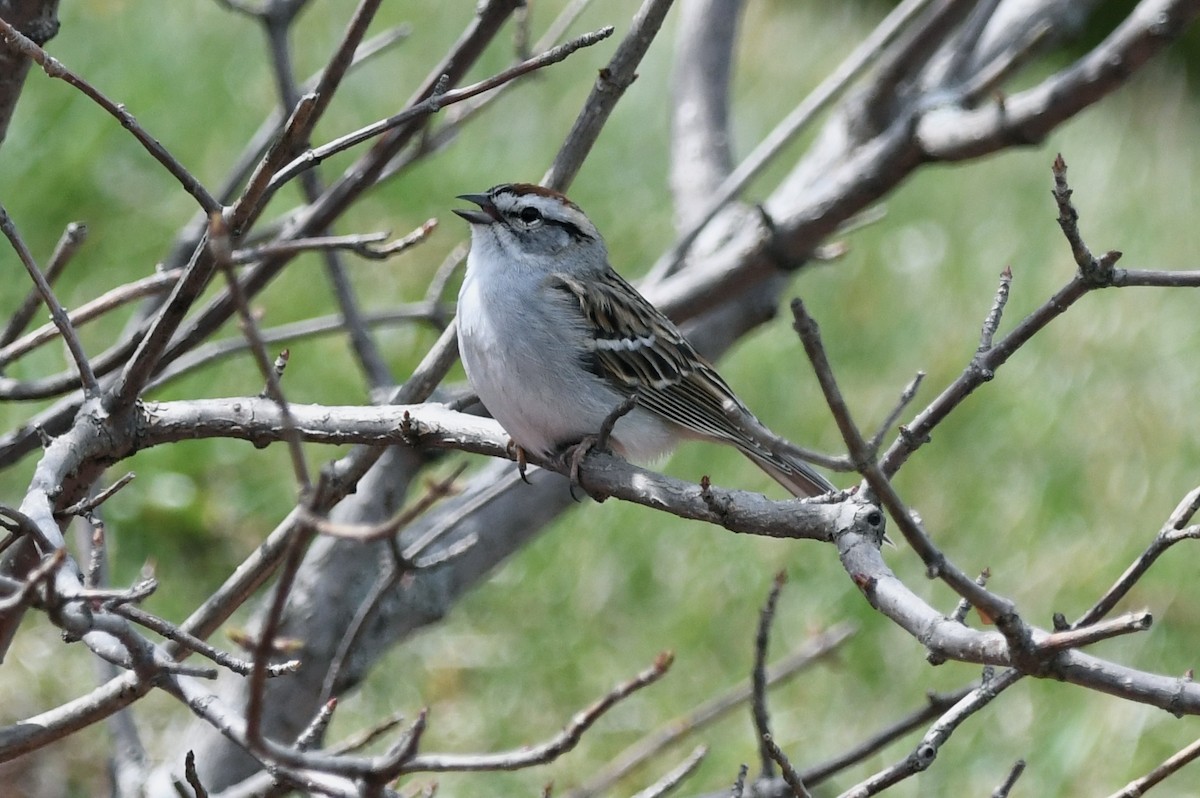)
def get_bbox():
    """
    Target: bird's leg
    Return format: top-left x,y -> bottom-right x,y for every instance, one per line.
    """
595,394 -> 638,453
558,395 -> 639,501
507,439 -> 531,483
